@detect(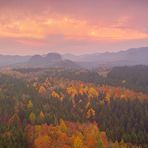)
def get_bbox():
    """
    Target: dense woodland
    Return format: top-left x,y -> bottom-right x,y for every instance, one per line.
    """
0,66 -> 148,147
106,66 -> 148,93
